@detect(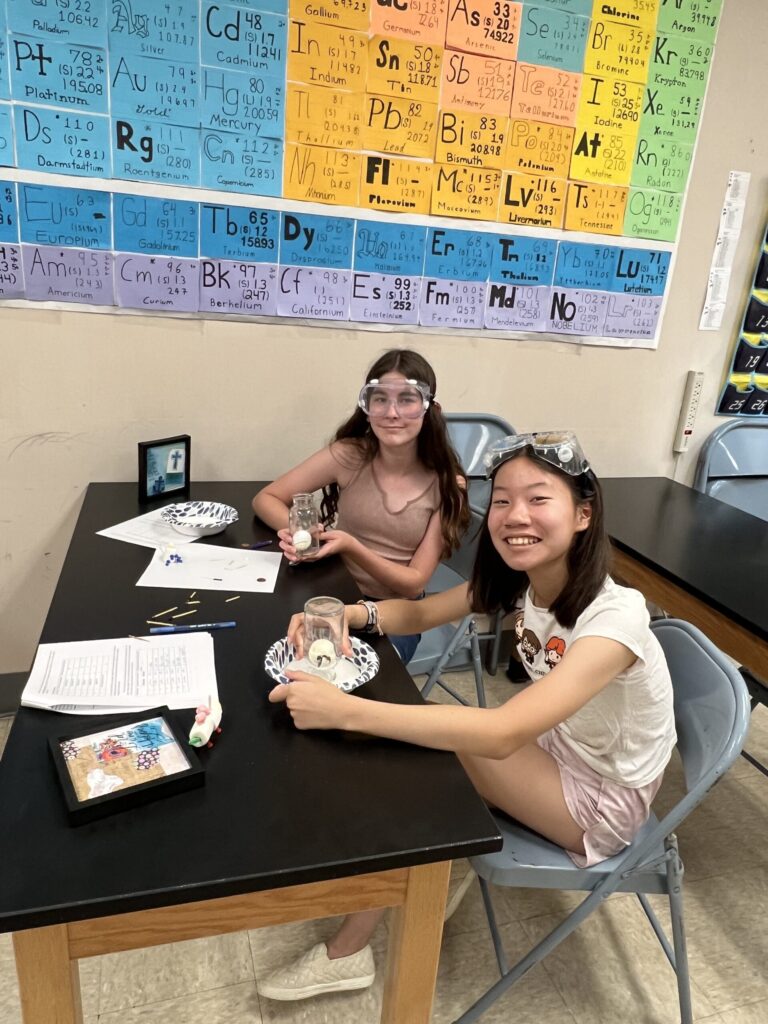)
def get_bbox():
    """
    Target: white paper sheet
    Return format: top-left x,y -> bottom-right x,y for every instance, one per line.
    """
97,507 -> 201,549
136,544 -> 283,593
22,633 -> 218,714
